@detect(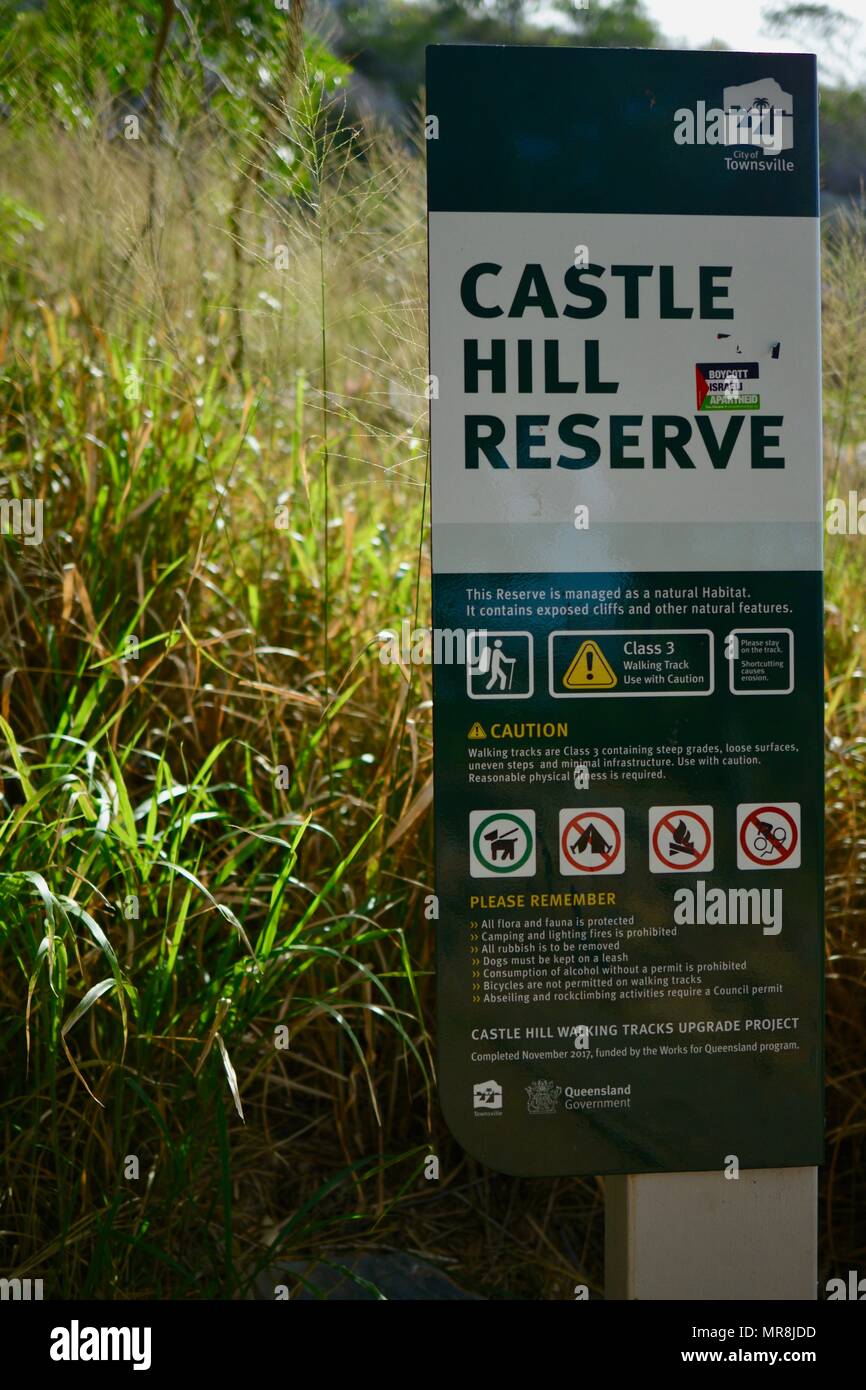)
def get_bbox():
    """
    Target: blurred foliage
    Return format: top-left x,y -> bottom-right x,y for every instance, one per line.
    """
553,0 -> 659,46
0,2 -> 351,157
820,87 -> 866,197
